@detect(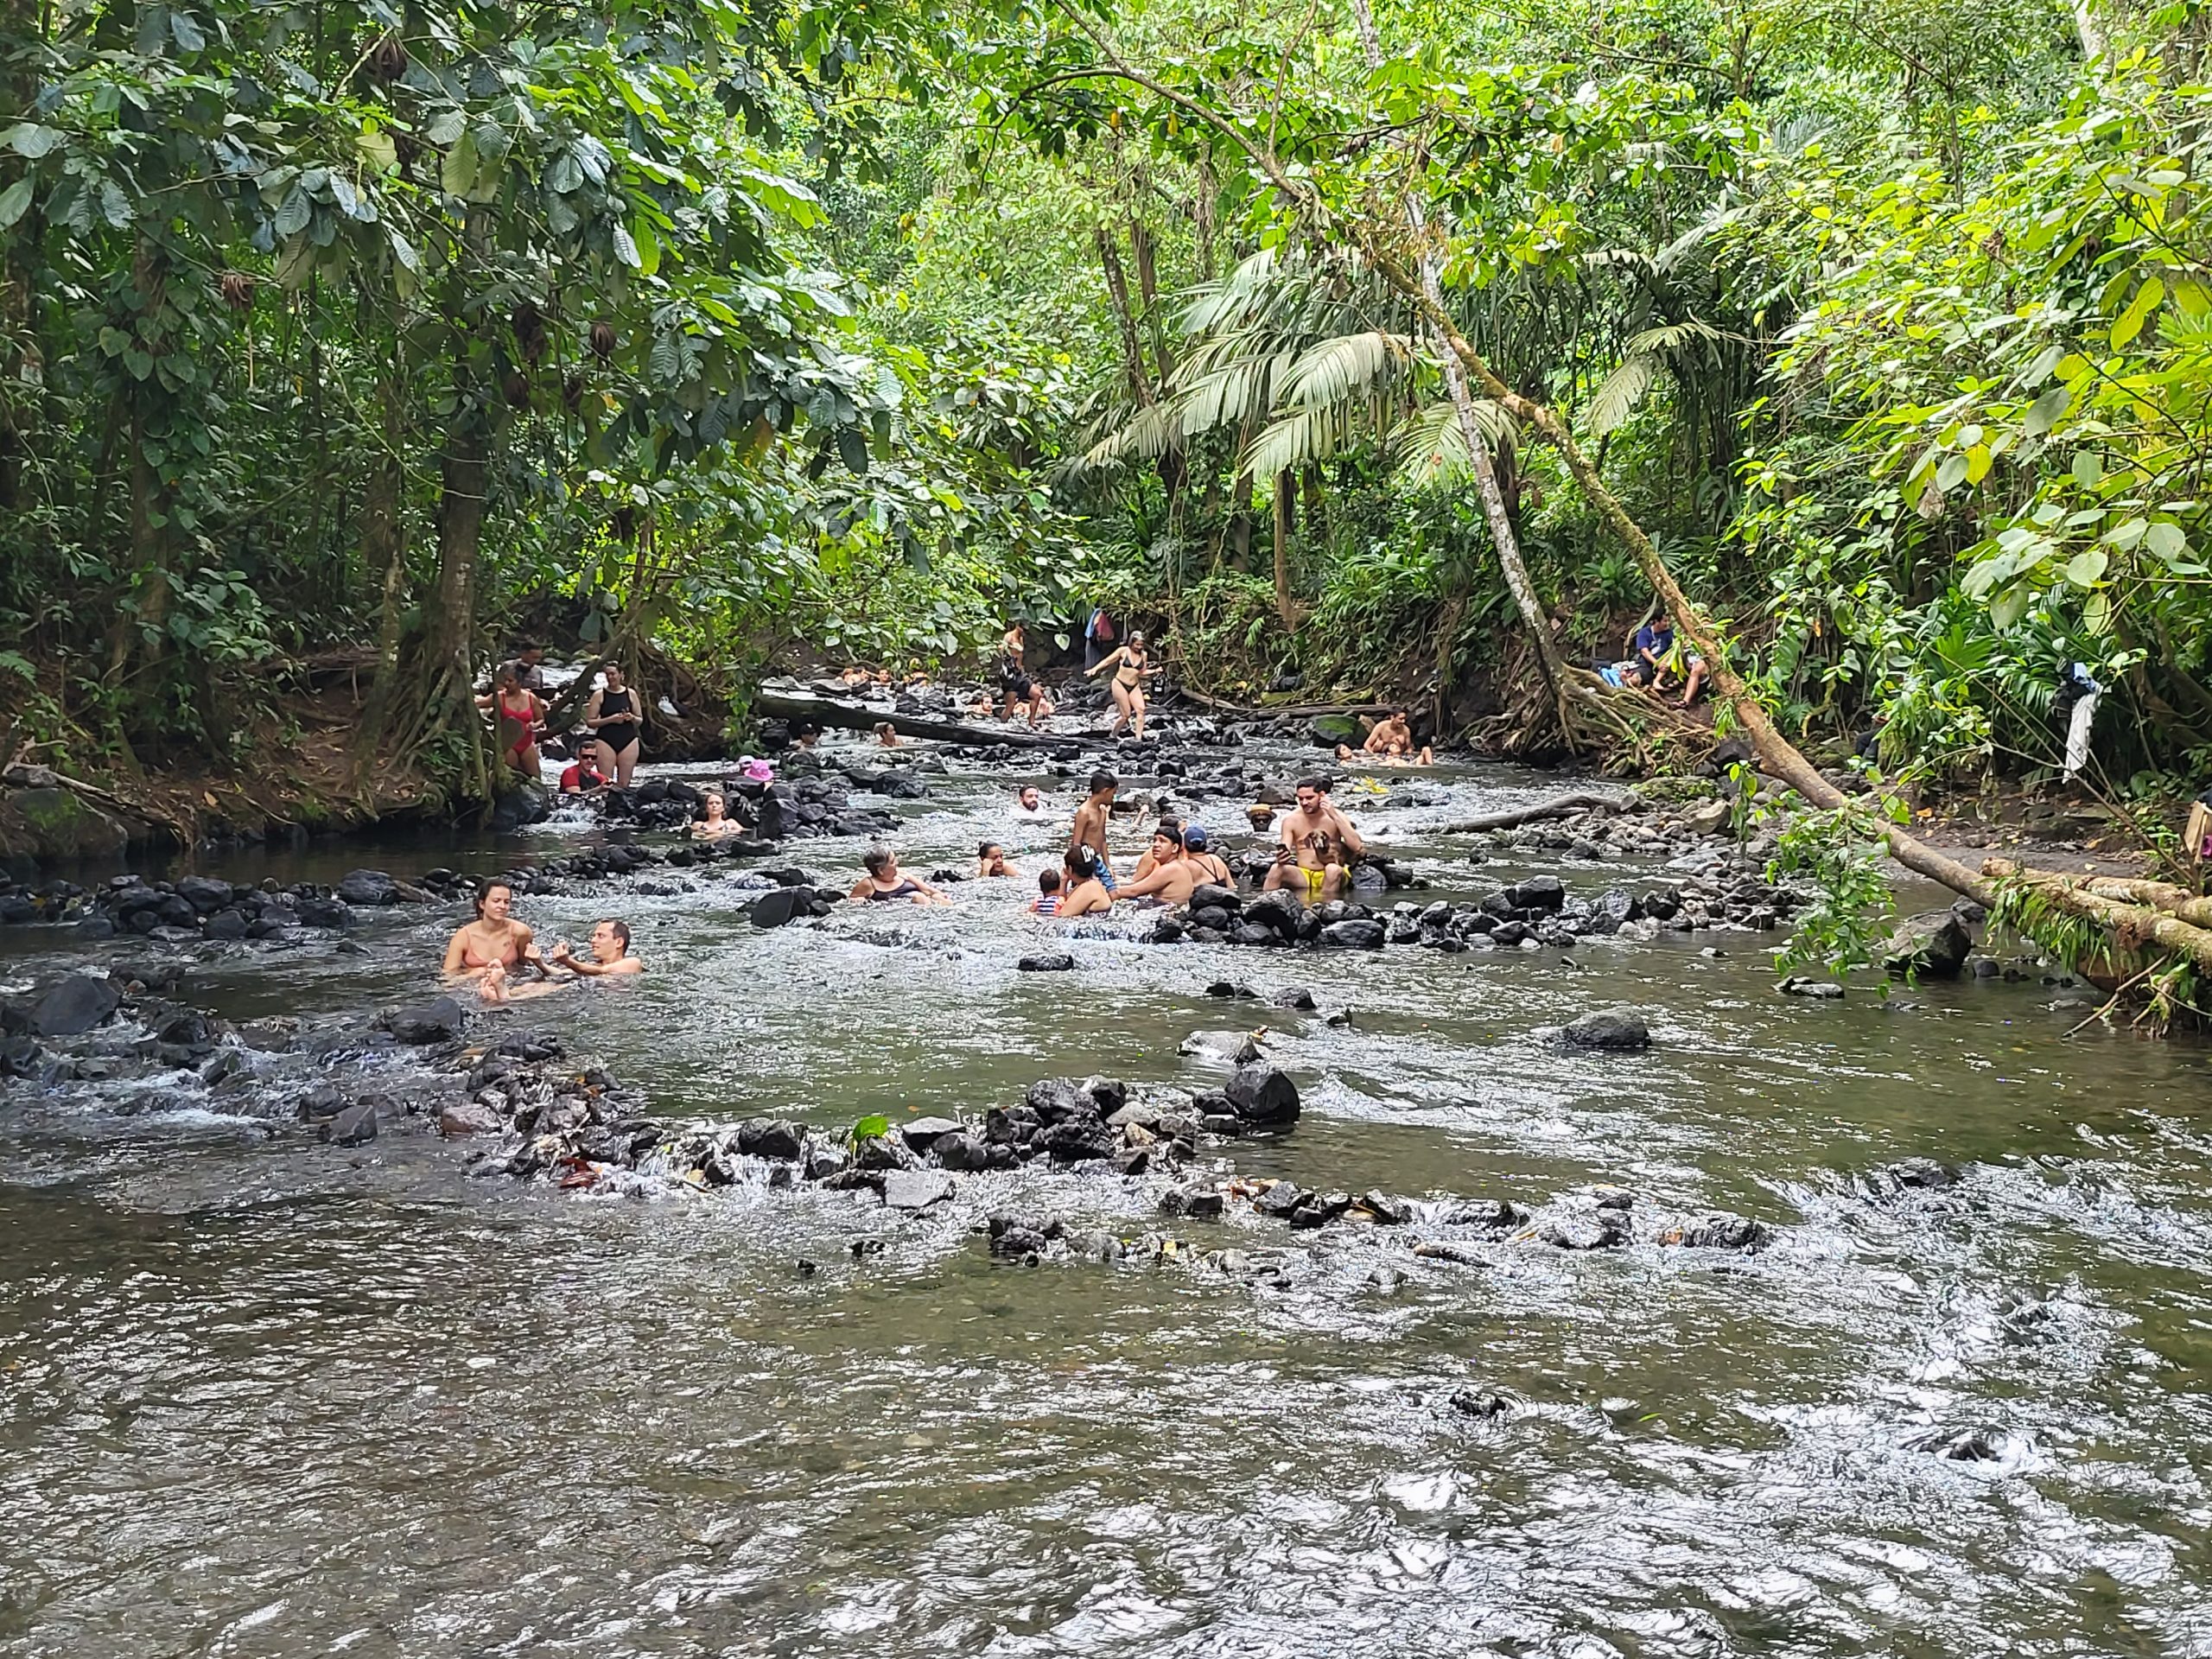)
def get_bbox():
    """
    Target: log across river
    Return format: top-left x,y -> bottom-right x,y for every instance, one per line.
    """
3,724 -> 2210,1657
